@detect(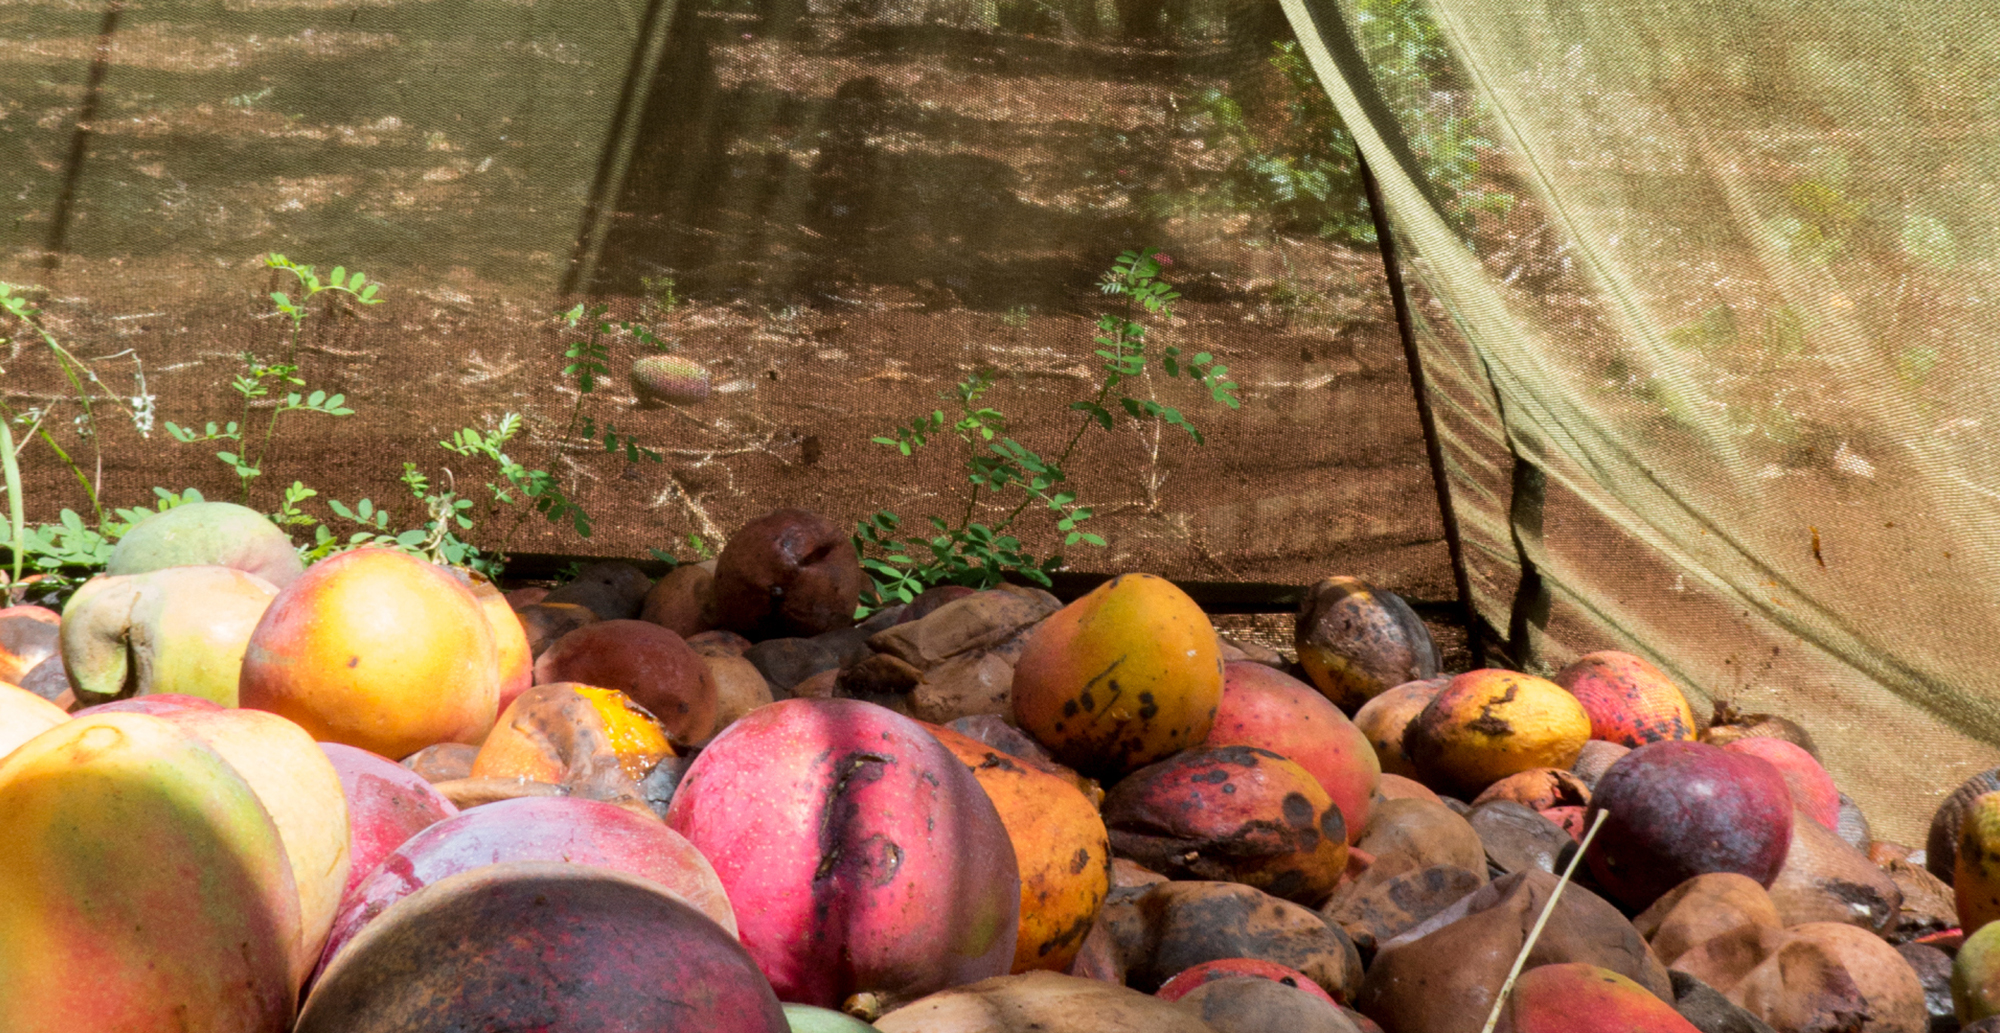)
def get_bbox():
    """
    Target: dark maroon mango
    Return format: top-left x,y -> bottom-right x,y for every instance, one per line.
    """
297,862 -> 787,1033
713,509 -> 864,639
1584,740 -> 1793,910
316,796 -> 735,984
